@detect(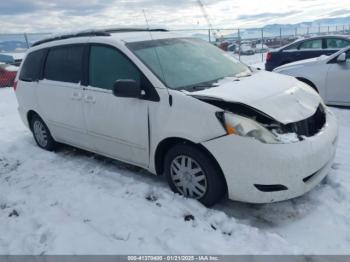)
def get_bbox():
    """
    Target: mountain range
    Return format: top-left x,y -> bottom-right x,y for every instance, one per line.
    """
263,16 -> 350,30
